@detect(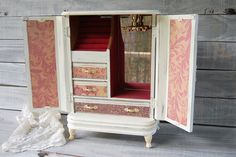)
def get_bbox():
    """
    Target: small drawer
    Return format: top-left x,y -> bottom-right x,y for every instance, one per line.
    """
73,82 -> 107,97
74,102 -> 150,118
72,63 -> 107,80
